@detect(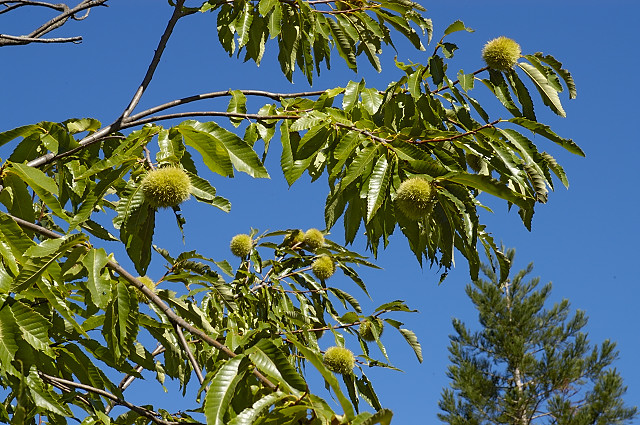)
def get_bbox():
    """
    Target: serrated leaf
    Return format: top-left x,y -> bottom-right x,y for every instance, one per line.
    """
341,143 -> 379,189
227,90 -> 248,127
82,248 -> 112,309
328,18 -> 357,72
11,301 -> 53,355
228,391 -> 290,425
204,356 -> 248,425
518,62 -> 566,117
443,20 -> 472,36
508,117 -> 584,156
440,172 -> 530,210
360,88 -> 383,115
179,121 -> 269,178
534,52 -> 576,99
366,155 -> 390,222
247,339 -> 307,392
397,328 -> 422,362
186,171 -> 231,212
343,80 -> 364,112
8,163 -> 68,221
541,152 -> 569,188
12,234 -> 86,293
0,307 -> 19,375
0,124 -> 38,148
27,370 -> 71,417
